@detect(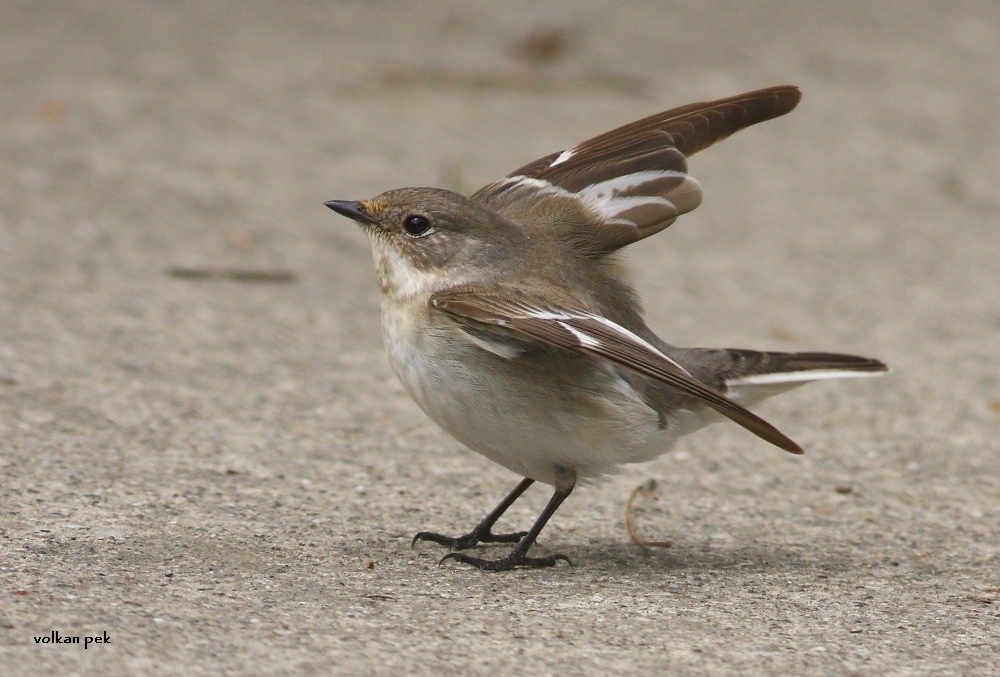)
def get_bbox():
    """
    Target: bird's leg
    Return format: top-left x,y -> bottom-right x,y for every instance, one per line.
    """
441,468 -> 575,571
412,477 -> 534,550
